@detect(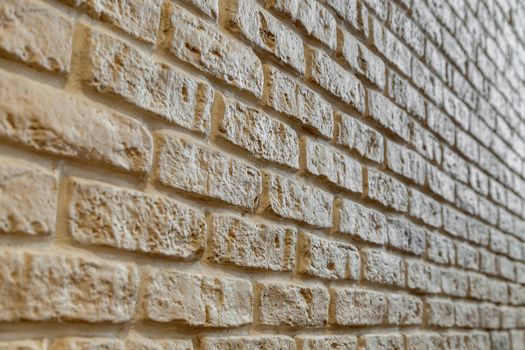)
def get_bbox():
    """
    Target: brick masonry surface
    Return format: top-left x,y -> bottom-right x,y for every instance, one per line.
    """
0,0 -> 525,348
